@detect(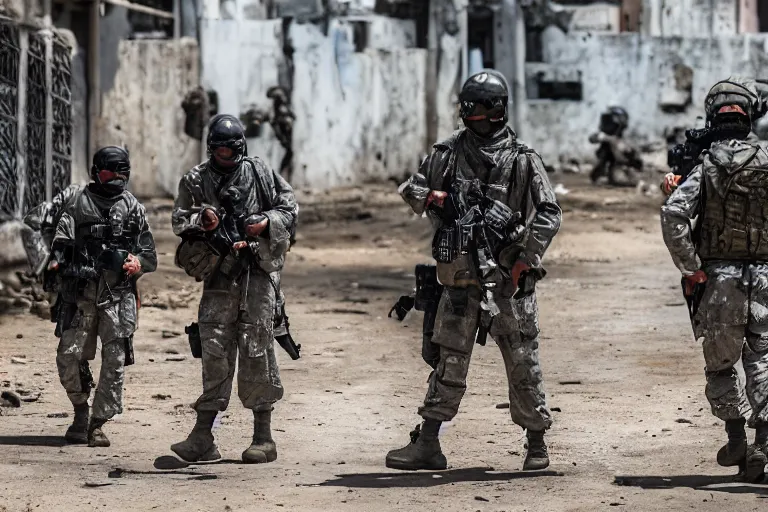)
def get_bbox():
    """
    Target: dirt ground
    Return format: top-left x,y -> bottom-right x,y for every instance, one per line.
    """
1,176 -> 767,512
